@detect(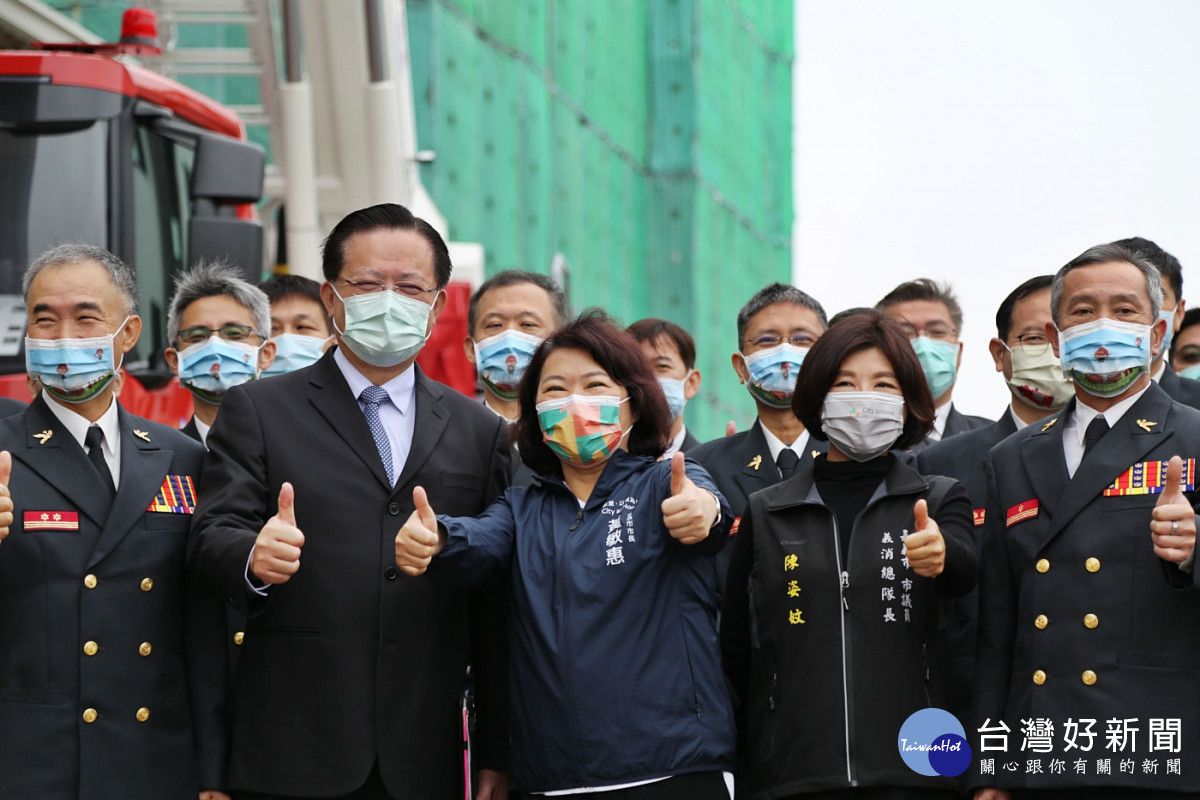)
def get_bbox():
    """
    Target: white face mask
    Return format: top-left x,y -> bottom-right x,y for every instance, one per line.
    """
820,391 -> 906,462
